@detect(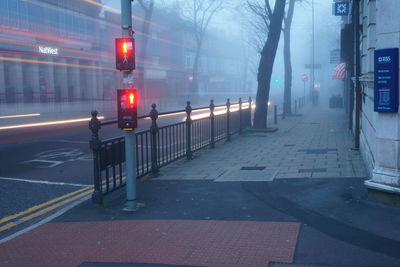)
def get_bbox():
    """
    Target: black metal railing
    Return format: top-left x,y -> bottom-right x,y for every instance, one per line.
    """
89,97 -> 252,203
